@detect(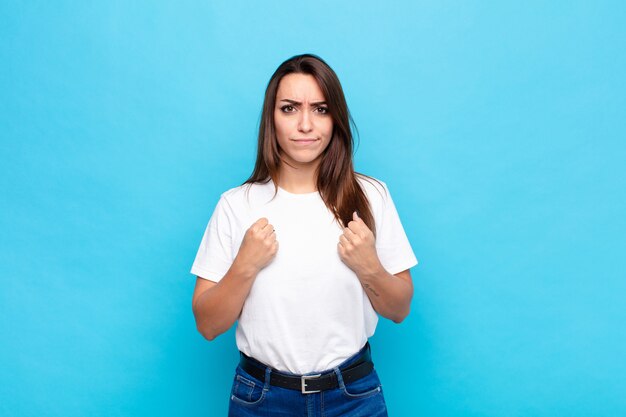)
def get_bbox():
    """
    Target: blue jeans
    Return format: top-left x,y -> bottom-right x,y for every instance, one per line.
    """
228,343 -> 388,416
